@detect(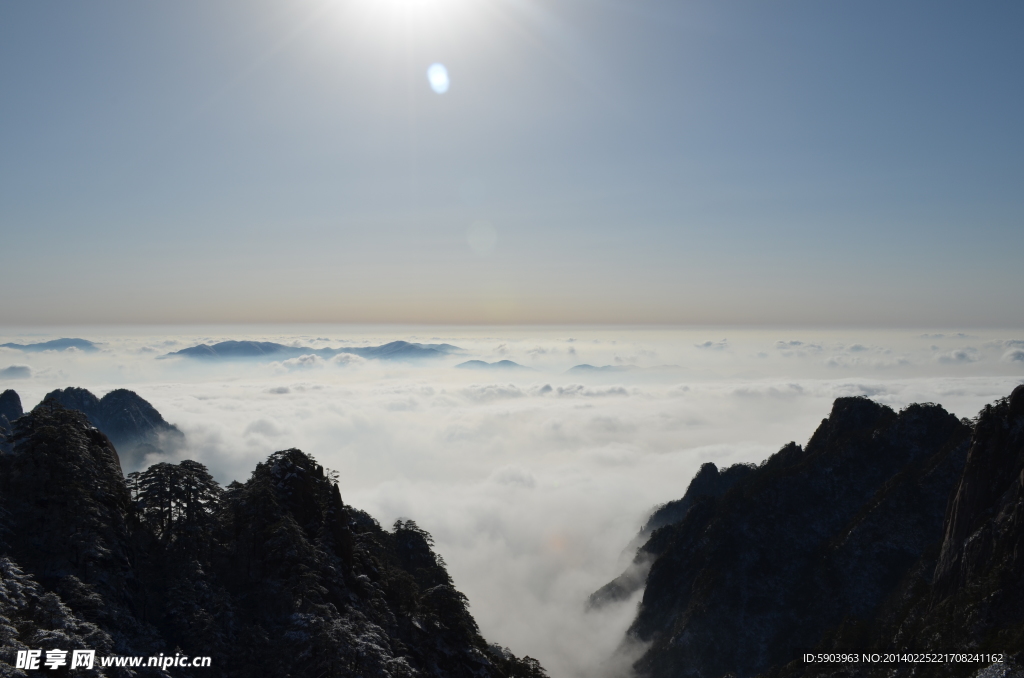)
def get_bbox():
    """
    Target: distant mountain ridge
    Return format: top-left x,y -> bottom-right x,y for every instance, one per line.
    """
566,364 -> 682,374
567,364 -> 637,373
456,360 -> 533,371
0,337 -> 99,352
164,339 -> 462,361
